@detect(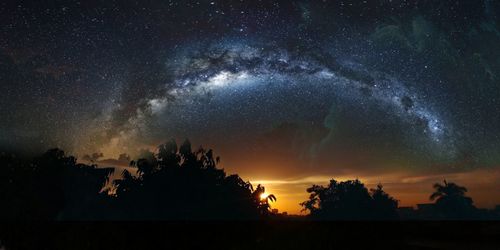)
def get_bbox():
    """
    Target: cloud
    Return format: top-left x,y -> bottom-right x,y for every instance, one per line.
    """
82,152 -> 104,162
